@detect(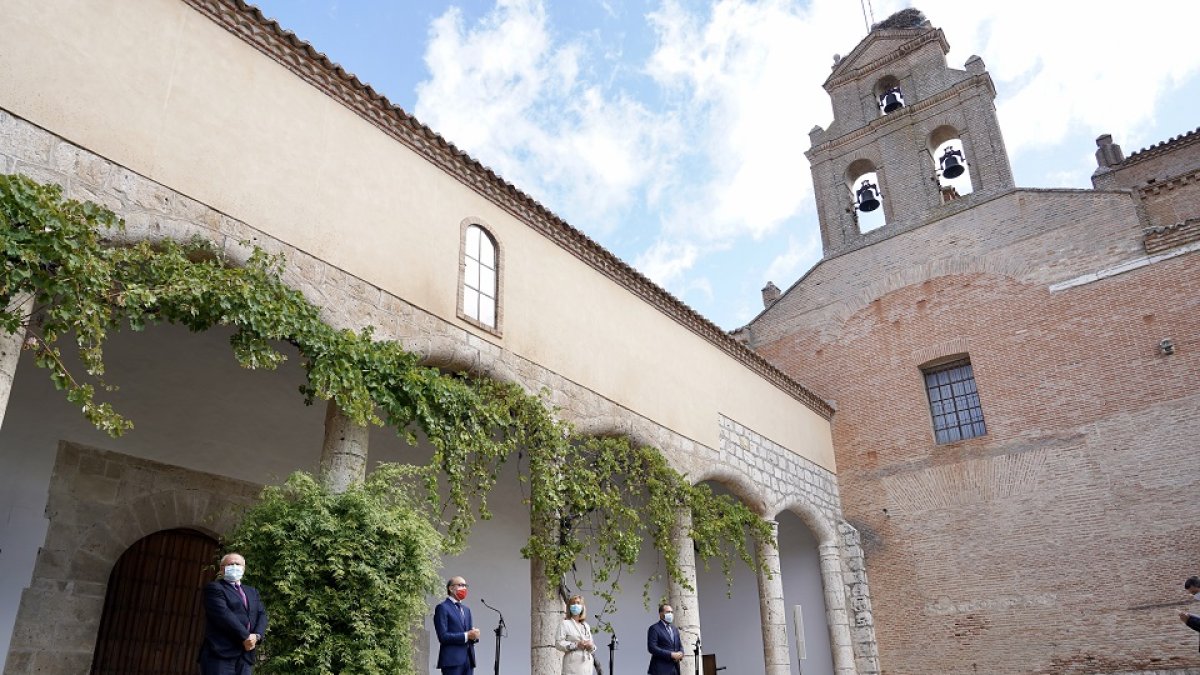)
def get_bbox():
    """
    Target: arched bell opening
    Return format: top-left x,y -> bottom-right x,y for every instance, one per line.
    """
874,75 -> 905,115
928,126 -> 973,202
846,159 -> 886,234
